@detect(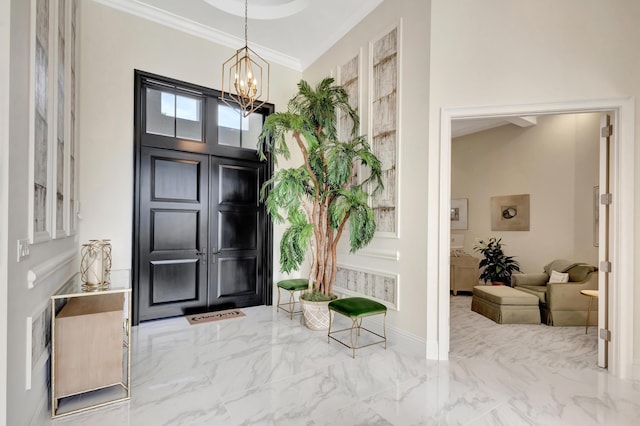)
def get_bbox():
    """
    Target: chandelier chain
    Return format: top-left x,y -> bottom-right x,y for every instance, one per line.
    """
244,0 -> 248,45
